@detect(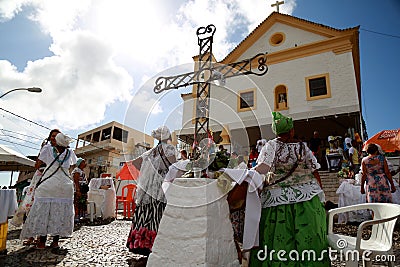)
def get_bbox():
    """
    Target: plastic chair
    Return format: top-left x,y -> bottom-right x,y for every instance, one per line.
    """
328,203 -> 400,267
116,184 -> 137,218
